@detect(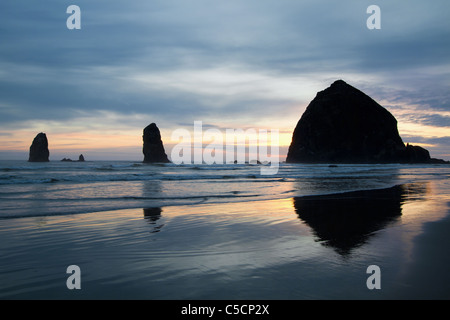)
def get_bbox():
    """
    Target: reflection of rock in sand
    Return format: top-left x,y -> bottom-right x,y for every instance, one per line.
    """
143,207 -> 164,233
293,184 -> 426,256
